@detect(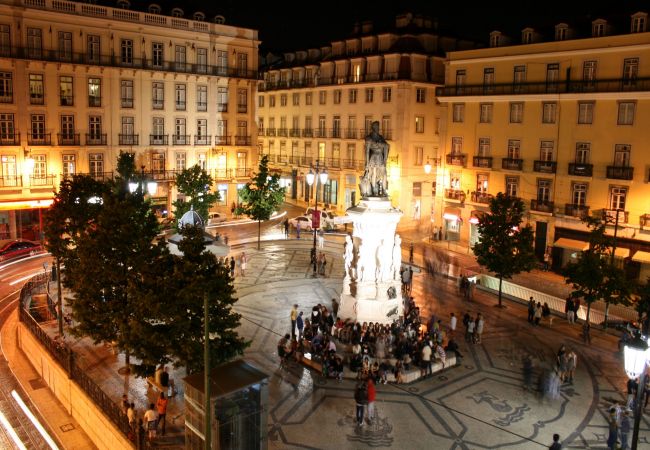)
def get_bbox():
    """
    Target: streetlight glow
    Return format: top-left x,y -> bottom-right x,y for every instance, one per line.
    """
623,332 -> 649,450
